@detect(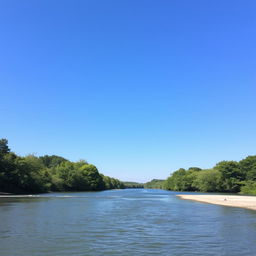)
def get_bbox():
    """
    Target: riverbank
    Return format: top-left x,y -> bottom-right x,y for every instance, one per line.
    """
177,194 -> 256,211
